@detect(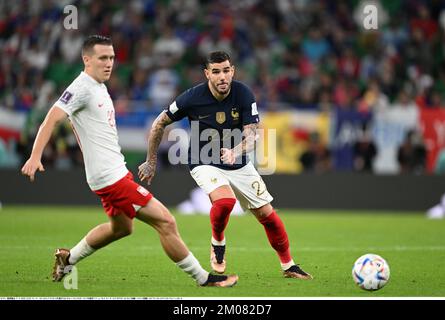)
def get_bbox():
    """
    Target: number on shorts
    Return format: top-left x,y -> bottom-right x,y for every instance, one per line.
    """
251,180 -> 265,197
